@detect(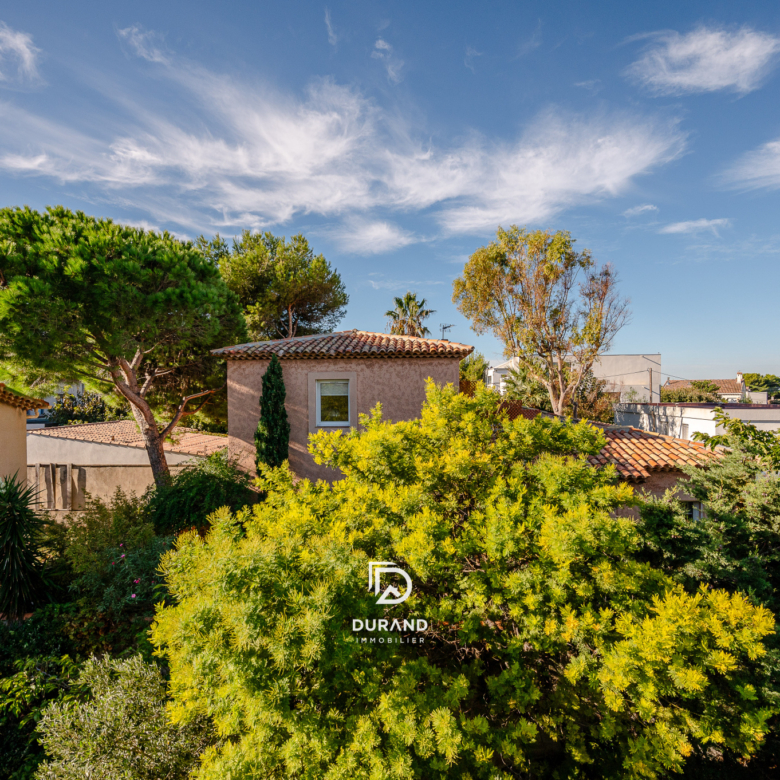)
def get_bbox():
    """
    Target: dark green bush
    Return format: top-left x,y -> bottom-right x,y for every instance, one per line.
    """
0,476 -> 50,621
46,391 -> 128,426
143,449 -> 254,535
69,535 -> 172,622
0,607 -> 76,780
